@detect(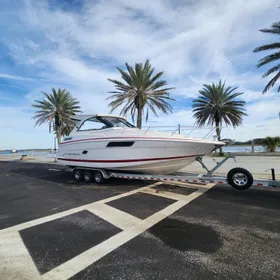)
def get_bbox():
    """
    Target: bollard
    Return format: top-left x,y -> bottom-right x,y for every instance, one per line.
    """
271,168 -> 276,181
